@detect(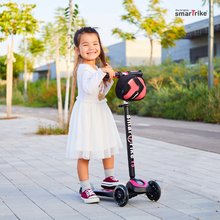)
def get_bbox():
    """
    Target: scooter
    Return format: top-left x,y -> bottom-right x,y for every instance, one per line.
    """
80,71 -> 161,207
